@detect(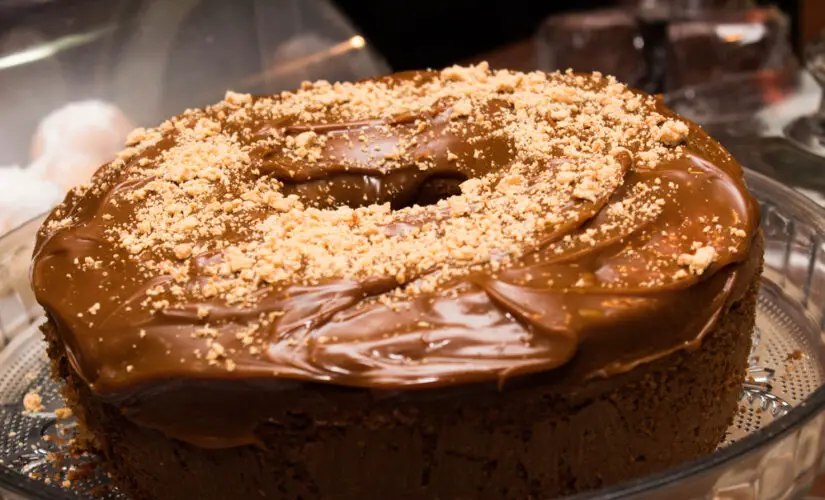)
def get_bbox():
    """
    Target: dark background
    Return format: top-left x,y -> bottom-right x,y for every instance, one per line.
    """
330,0 -> 800,71
0,0 -> 809,166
